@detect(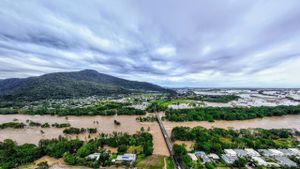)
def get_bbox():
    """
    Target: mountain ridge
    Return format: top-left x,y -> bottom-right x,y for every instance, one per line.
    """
0,69 -> 174,101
